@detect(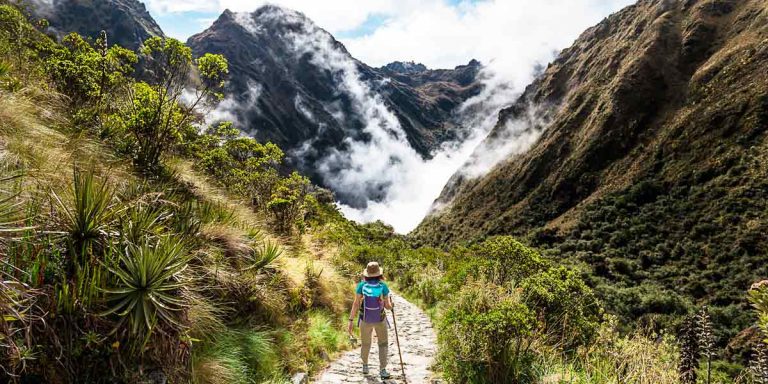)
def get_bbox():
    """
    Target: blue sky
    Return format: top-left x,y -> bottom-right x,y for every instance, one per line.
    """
144,0 -> 634,69
152,0 -> 480,41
